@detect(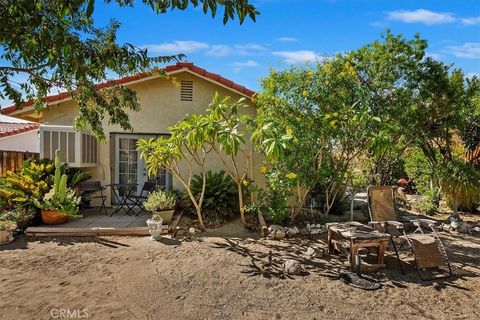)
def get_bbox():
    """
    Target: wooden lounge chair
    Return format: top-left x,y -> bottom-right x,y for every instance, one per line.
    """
367,185 -> 452,280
